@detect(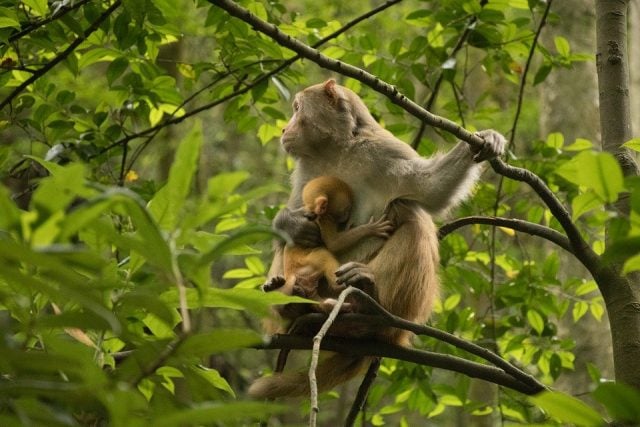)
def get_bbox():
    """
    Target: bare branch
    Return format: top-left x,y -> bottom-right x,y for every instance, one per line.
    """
438,215 -> 573,253
345,357 -> 380,427
260,334 -> 544,395
285,287 -> 544,395
309,287 -> 356,426
0,1 -> 122,111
